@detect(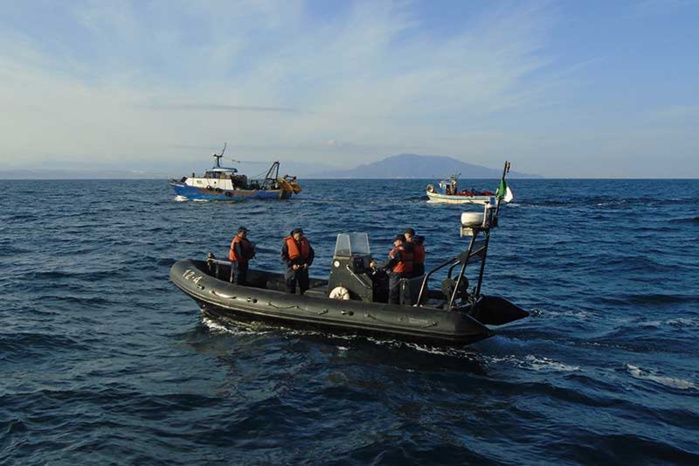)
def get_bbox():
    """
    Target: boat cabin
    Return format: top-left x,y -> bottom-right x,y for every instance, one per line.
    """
438,174 -> 459,195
